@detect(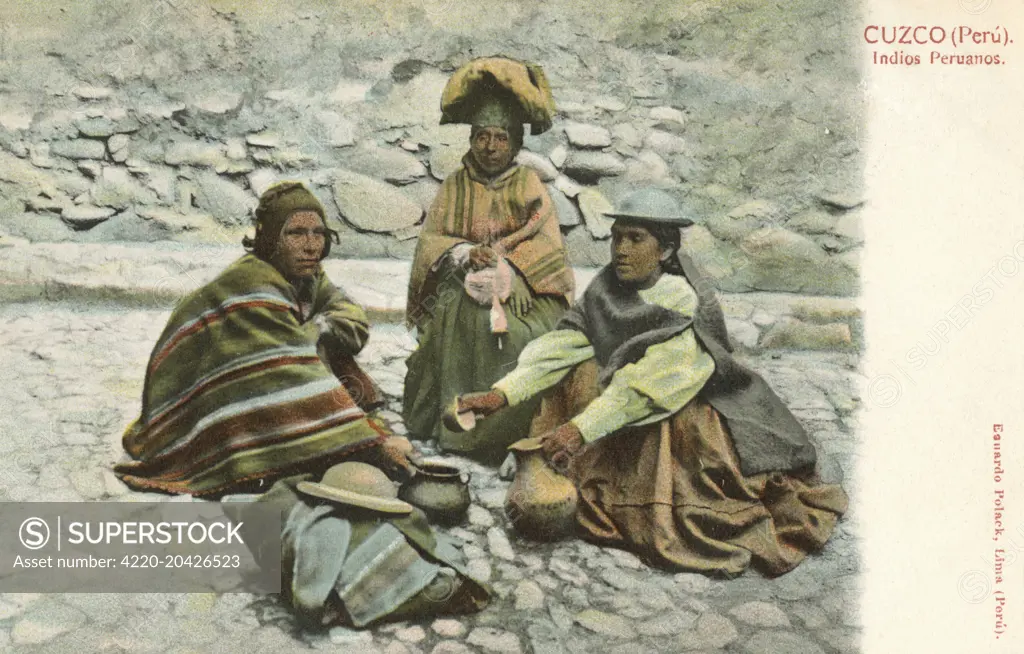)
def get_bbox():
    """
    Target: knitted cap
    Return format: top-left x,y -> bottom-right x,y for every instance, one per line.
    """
246,181 -> 328,259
